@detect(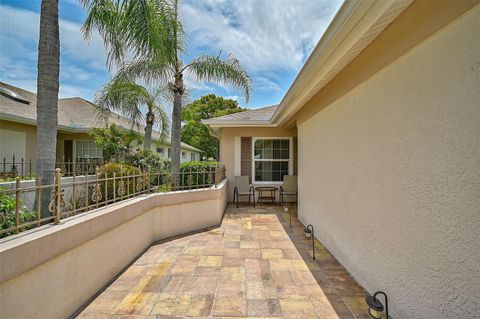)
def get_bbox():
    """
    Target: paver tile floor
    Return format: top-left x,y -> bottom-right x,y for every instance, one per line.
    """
78,204 -> 369,318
